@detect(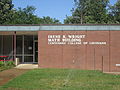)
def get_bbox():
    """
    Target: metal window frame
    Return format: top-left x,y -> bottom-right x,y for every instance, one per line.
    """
33,36 -> 35,63
16,35 -> 38,63
22,35 -> 24,63
33,40 -> 38,63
